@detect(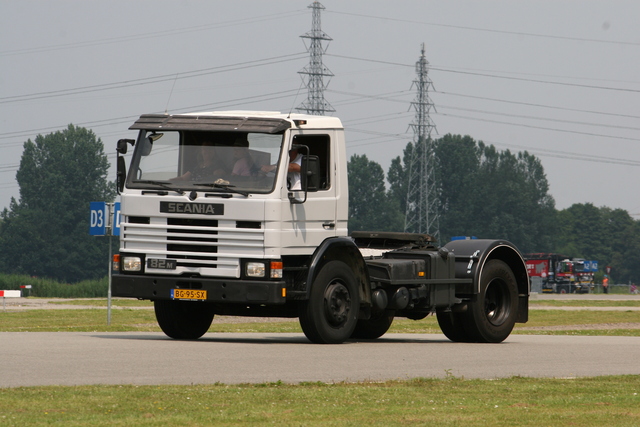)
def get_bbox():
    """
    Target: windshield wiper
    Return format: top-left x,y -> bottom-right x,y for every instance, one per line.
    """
133,180 -> 185,195
194,182 -> 249,197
